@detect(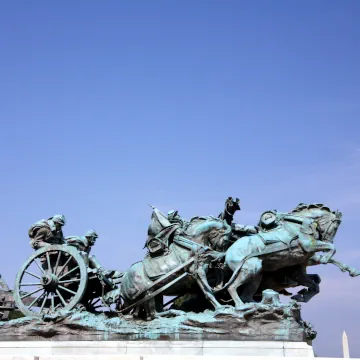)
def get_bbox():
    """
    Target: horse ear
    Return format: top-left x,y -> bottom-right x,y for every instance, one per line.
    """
236,198 -> 240,203
227,197 -> 232,201
335,210 -> 342,219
